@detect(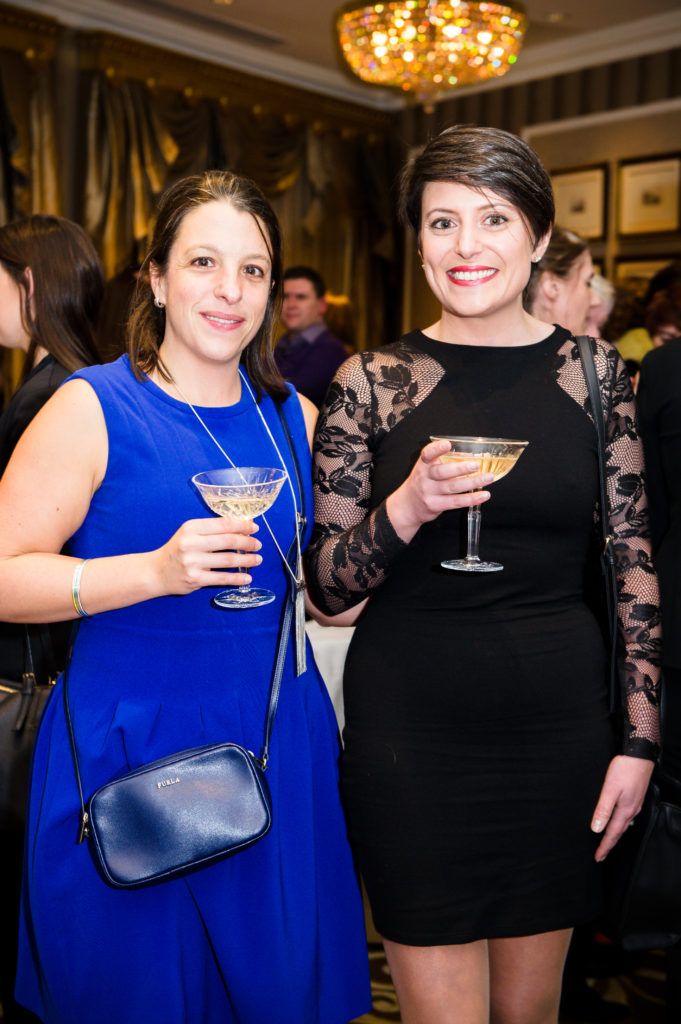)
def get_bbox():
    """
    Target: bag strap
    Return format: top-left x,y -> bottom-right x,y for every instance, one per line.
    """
65,396 -> 305,840
575,335 -> 619,714
12,627 -> 38,733
276,394 -> 307,539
